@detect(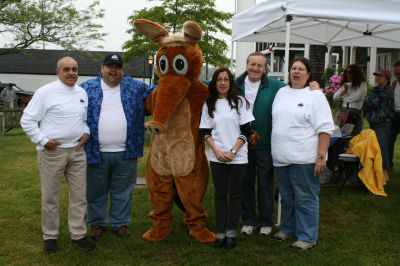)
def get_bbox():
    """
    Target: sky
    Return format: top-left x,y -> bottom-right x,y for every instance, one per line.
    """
76,0 -> 236,52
